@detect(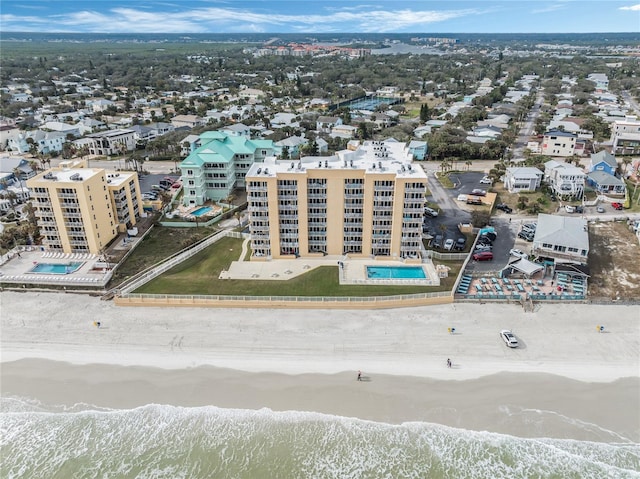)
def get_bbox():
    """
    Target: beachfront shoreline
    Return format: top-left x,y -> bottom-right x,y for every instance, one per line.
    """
3,358 -> 639,442
1,291 -> 639,441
